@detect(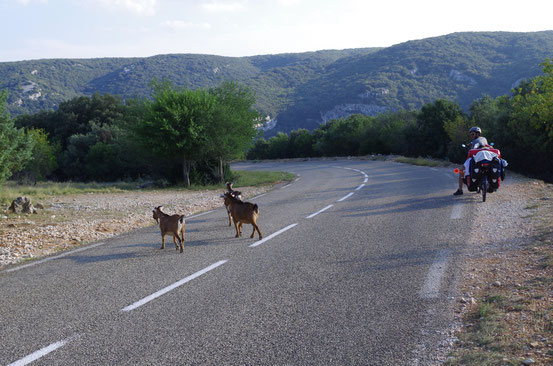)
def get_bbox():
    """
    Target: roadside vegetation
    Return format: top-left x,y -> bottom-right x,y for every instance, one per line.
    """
0,170 -> 293,207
